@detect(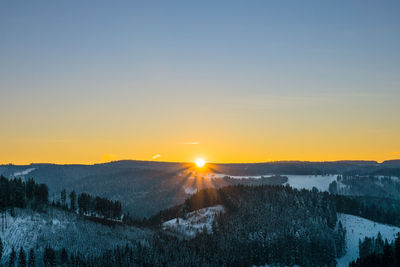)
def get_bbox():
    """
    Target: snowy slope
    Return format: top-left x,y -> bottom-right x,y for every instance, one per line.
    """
162,205 -> 224,238
0,208 -> 150,265
336,213 -> 400,266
